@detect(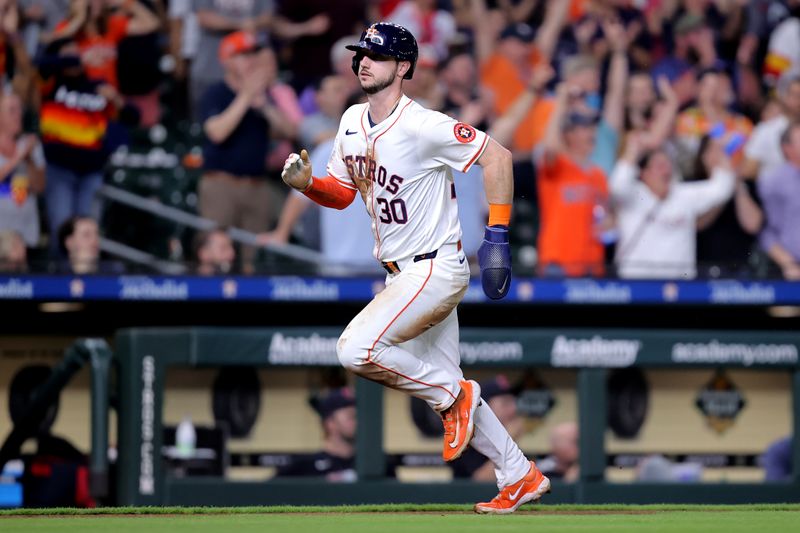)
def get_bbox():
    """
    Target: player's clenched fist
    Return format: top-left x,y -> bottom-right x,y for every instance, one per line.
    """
281,149 -> 313,191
